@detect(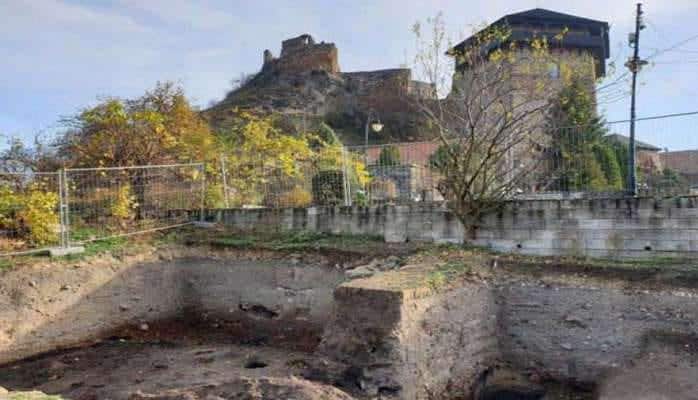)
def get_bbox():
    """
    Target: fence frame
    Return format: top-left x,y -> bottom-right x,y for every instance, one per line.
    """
0,171 -> 62,257
0,162 -> 205,257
